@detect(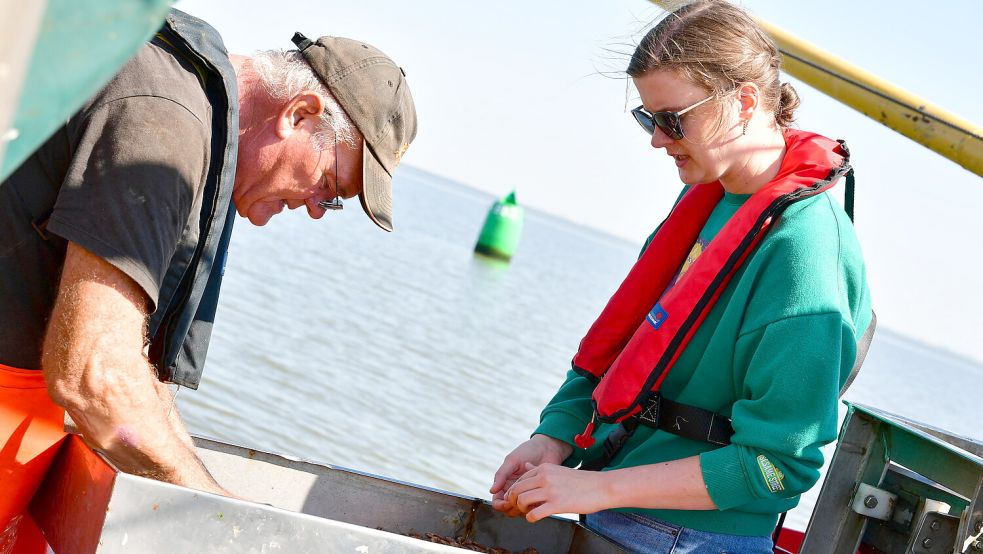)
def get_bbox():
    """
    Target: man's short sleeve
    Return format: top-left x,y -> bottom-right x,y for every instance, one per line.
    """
47,95 -> 209,309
